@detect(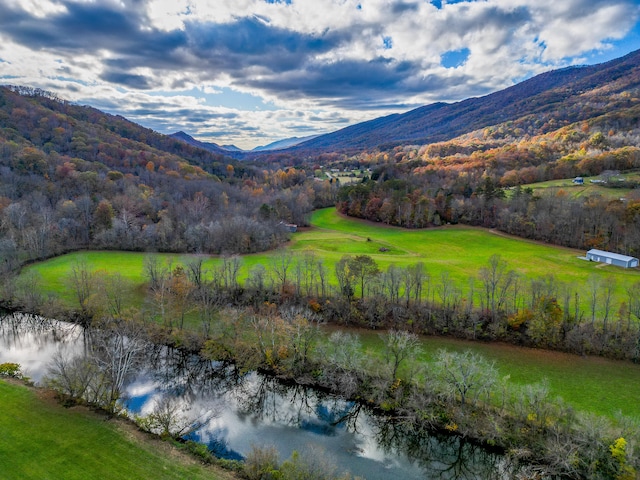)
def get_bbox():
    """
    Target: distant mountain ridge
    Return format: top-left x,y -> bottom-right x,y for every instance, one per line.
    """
280,48 -> 640,154
169,131 -> 232,155
0,86 -> 239,177
251,134 -> 320,151
170,131 -> 319,154
3,47 -> 639,166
